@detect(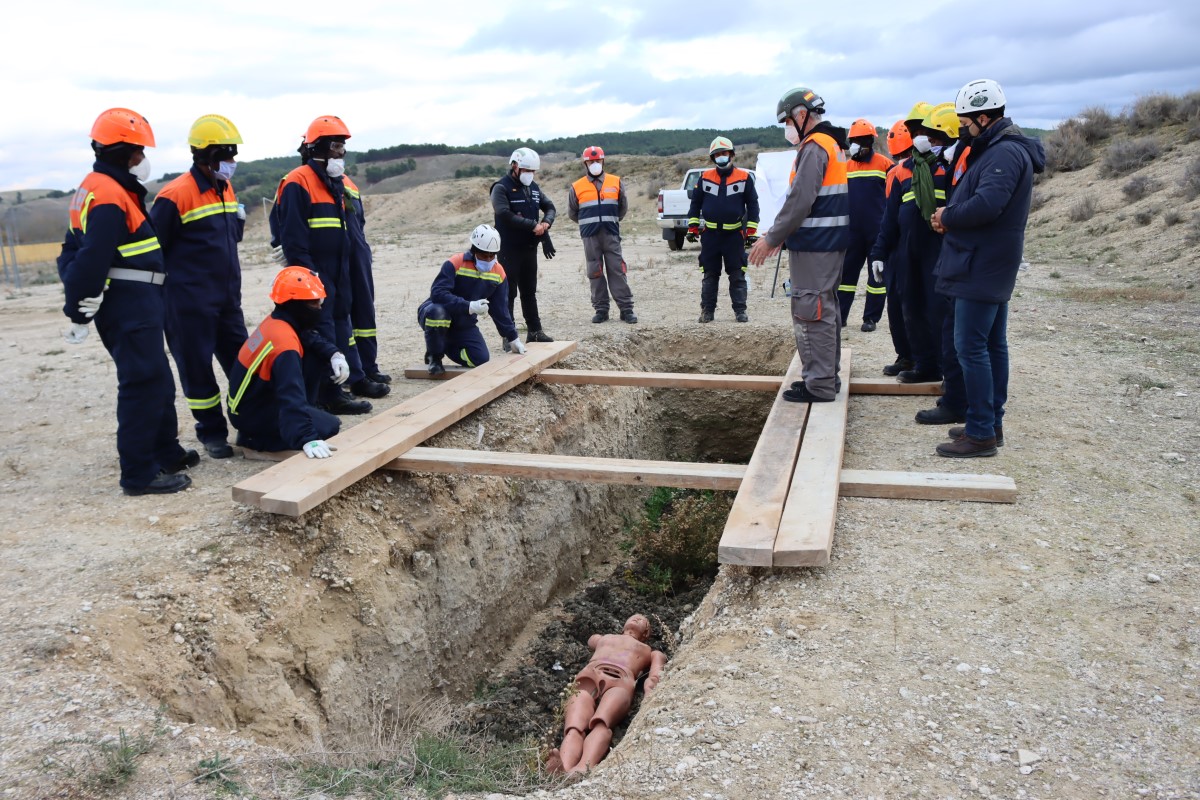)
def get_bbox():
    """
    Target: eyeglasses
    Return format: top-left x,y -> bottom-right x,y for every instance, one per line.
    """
325,141 -> 347,156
